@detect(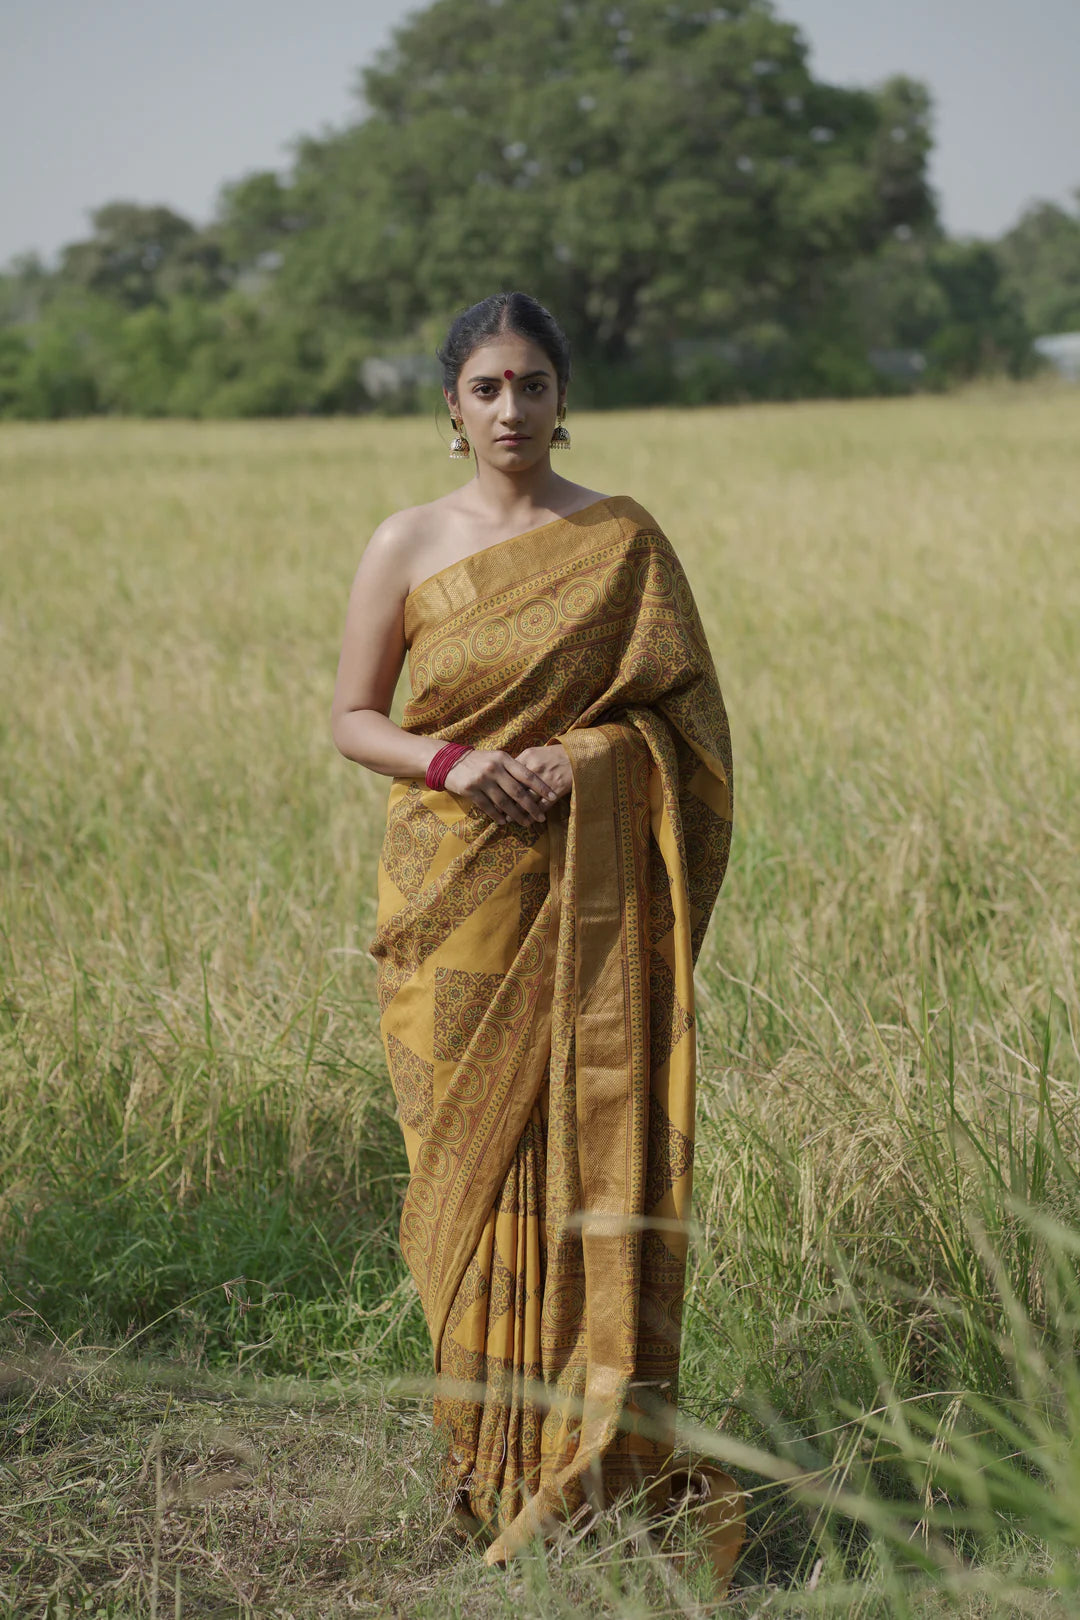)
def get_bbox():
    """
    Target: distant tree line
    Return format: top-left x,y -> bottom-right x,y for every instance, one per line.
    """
1,0 -> 1077,420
